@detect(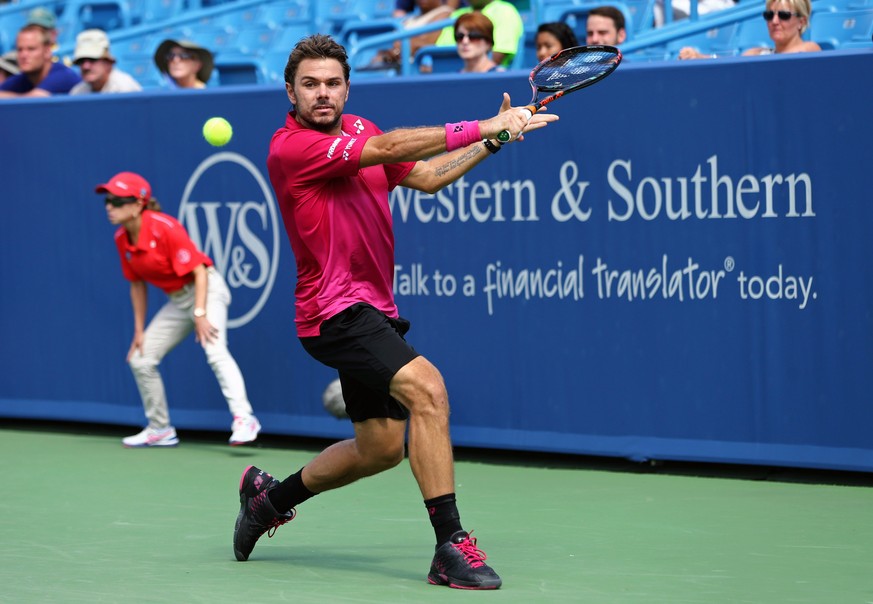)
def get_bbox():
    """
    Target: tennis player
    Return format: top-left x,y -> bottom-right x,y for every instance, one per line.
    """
232,34 -> 558,589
